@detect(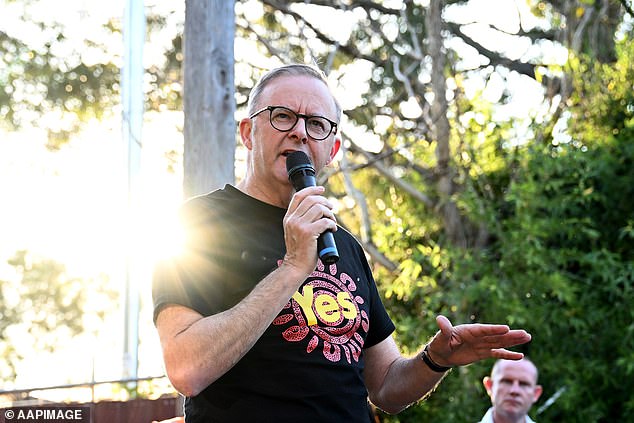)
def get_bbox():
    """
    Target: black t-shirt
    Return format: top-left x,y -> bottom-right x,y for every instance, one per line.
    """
153,185 -> 395,423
